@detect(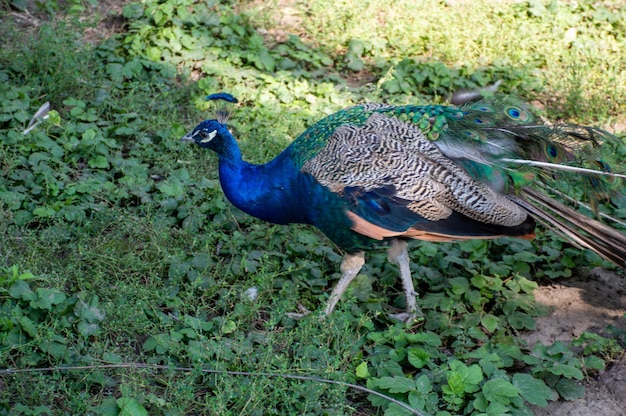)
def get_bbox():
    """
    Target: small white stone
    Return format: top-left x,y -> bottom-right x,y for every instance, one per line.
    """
243,287 -> 258,302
